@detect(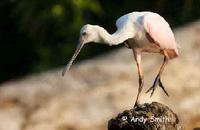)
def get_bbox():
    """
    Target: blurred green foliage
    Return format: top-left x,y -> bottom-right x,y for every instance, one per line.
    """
0,0 -> 200,83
